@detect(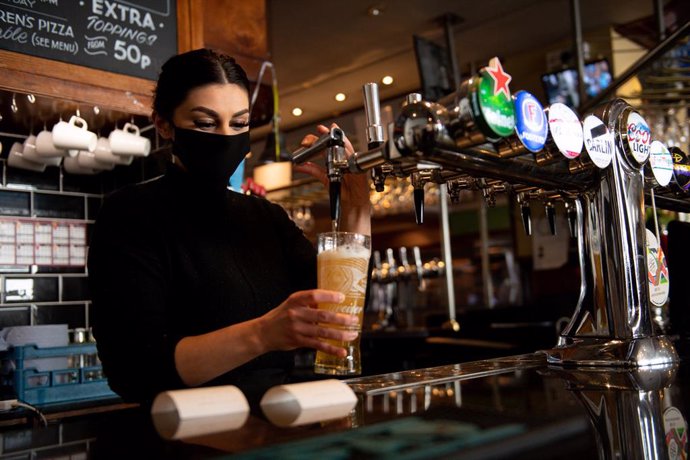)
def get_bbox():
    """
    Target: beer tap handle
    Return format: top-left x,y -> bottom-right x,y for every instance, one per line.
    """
518,194 -> 532,236
363,83 -> 384,149
399,247 -> 410,278
326,143 -> 347,228
329,180 -> 342,226
386,248 -> 397,269
399,247 -> 409,266
291,127 -> 344,164
373,250 -> 382,269
414,188 -> 425,225
545,201 -> 557,235
372,166 -> 386,192
565,201 -> 578,237
411,172 -> 426,225
413,246 -> 427,291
